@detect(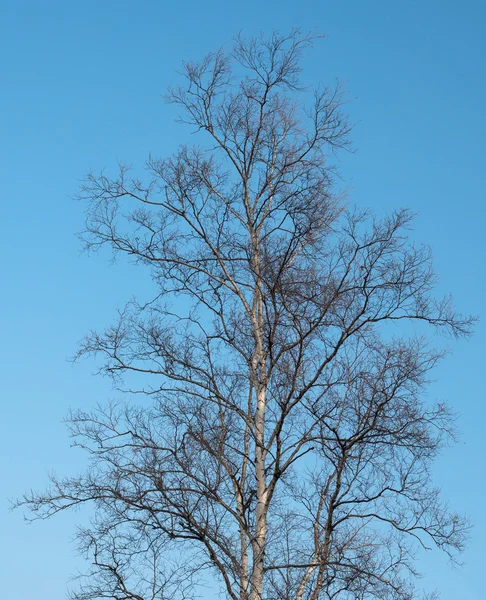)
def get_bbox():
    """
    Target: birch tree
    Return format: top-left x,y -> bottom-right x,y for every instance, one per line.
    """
19,30 -> 473,600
